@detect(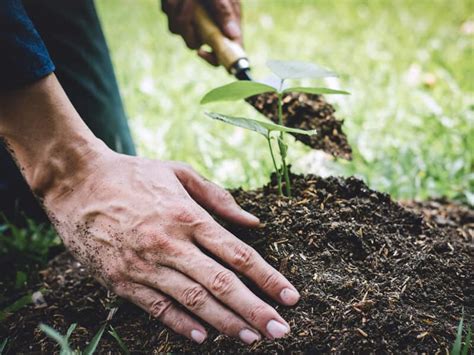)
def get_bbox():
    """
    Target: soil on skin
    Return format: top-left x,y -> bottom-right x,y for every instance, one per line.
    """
247,92 -> 353,160
1,175 -> 472,353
